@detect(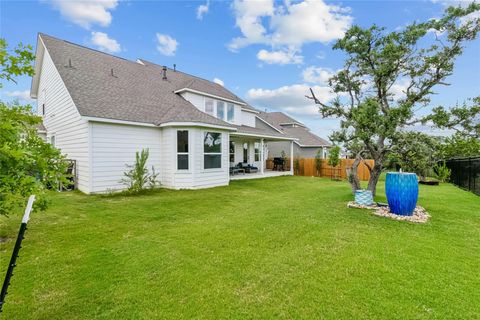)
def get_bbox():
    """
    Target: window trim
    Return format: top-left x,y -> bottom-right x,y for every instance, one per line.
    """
229,141 -> 235,163
227,103 -> 235,123
254,142 -> 260,162
176,130 -> 190,171
216,100 -> 225,120
203,131 -> 222,170
50,135 -> 56,147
